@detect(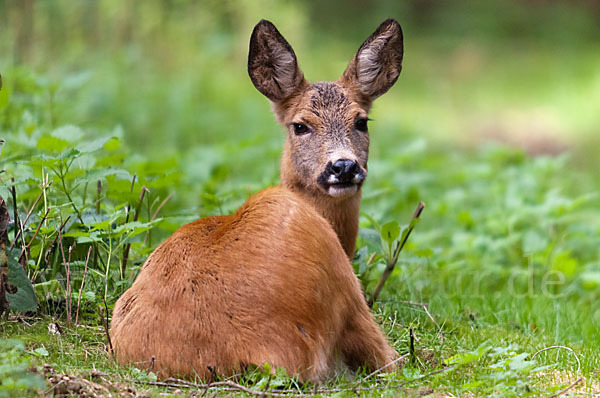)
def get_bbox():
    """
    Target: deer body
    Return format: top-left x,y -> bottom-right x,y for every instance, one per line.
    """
111,19 -> 404,382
